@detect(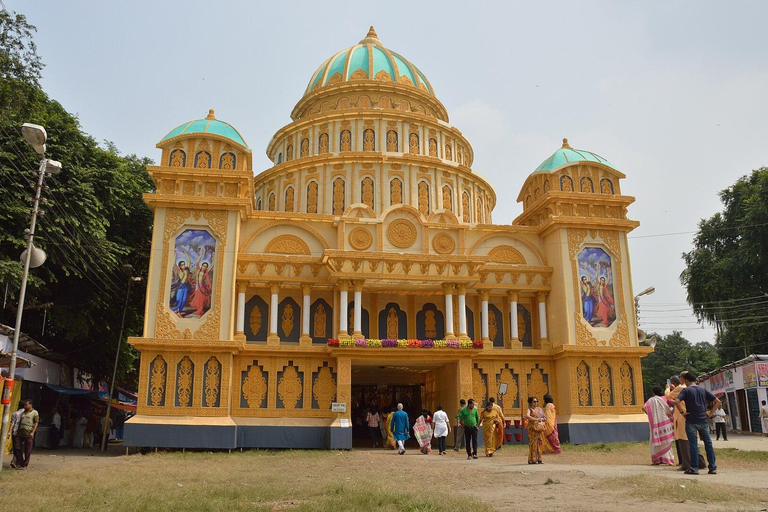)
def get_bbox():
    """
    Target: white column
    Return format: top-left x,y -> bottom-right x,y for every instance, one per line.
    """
236,285 -> 246,335
509,291 -> 518,340
457,285 -> 467,338
480,291 -> 489,340
538,292 -> 548,340
339,281 -> 349,336
443,284 -> 454,338
302,284 -> 311,336
353,281 -> 363,337
269,283 -> 279,336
